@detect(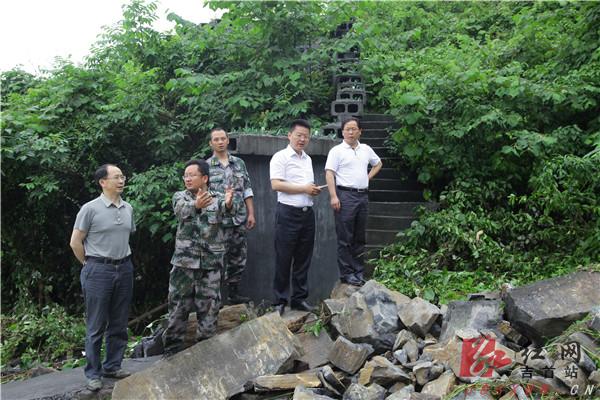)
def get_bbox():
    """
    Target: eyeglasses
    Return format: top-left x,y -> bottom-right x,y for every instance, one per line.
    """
106,175 -> 127,181
182,174 -> 202,180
